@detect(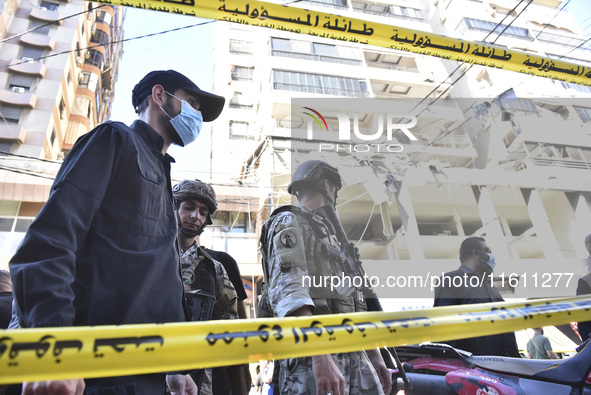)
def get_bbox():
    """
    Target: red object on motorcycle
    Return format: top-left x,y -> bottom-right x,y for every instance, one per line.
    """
445,368 -> 522,395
